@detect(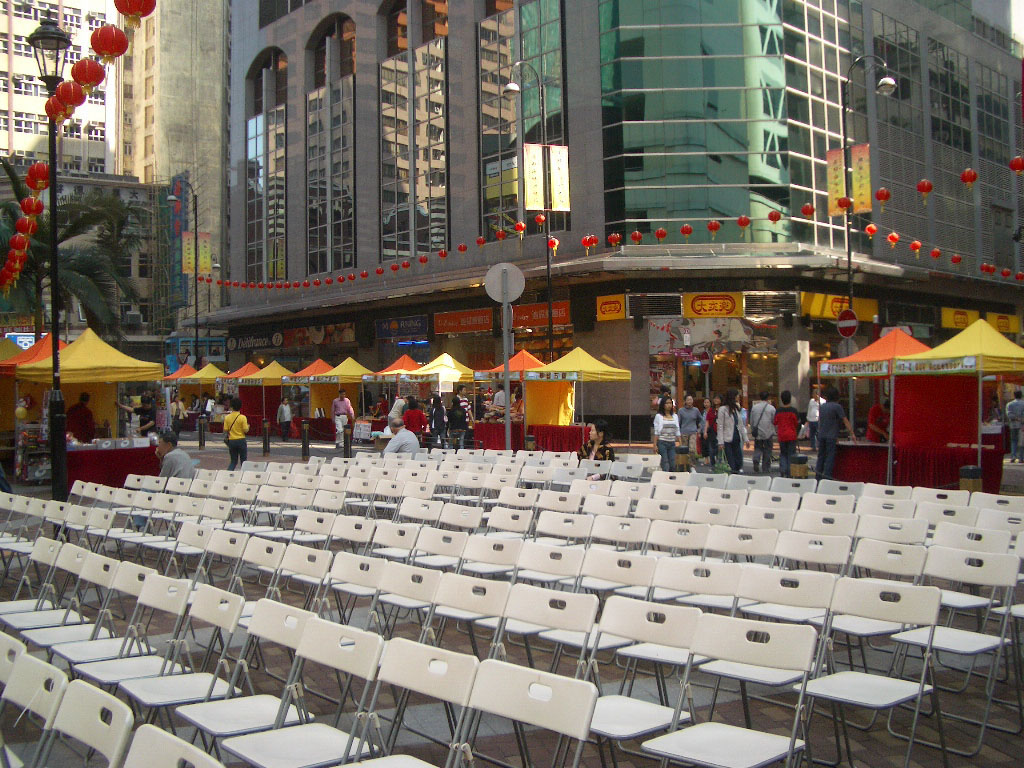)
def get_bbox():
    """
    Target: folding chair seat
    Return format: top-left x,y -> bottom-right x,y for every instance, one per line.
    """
190,527 -> 249,591
804,578 -> 944,767
0,655 -> 69,768
642,613 -> 817,768
581,494 -> 631,519
483,506 -> 533,539
513,541 -> 585,585
0,537 -> 65,615
5,549 -> 111,640
861,482 -> 913,500
409,526 -> 469,570
738,564 -> 837,624
697,487 -> 748,506
769,476 -> 817,494
640,521 -> 711,565
651,483 -> 699,502
175,600 -> 311,754
634,498 -> 687,522
536,489 -> 582,514
725,474 -> 771,492
123,724 -> 226,768
568,478 -> 612,497
914,500 -> 979,533
35,678 -> 133,768
368,521 -> 422,561
735,505 -> 796,531
393,496 -> 443,525
459,535 -> 523,578
219,619 -> 384,768
533,509 -> 594,547
682,500 -> 739,526
816,479 -> 864,497
268,509 -> 336,546
702,525 -> 778,564
792,508 -> 858,537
